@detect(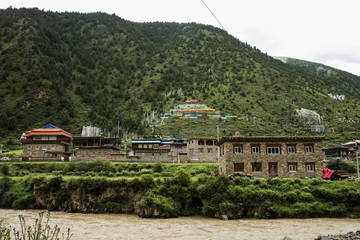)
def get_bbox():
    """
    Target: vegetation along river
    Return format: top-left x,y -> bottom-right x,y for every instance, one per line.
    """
1,209 -> 360,240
